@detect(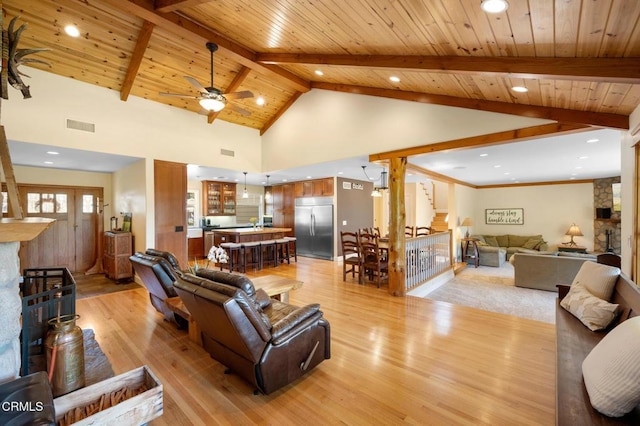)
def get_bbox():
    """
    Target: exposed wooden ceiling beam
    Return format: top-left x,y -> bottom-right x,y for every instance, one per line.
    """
370,123 -> 591,162
154,0 -> 211,13
257,54 -> 640,84
260,92 -> 303,136
406,163 -> 476,188
103,0 -> 310,92
477,179 -> 594,189
207,66 -> 251,124
120,20 -> 155,101
313,82 -> 629,130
